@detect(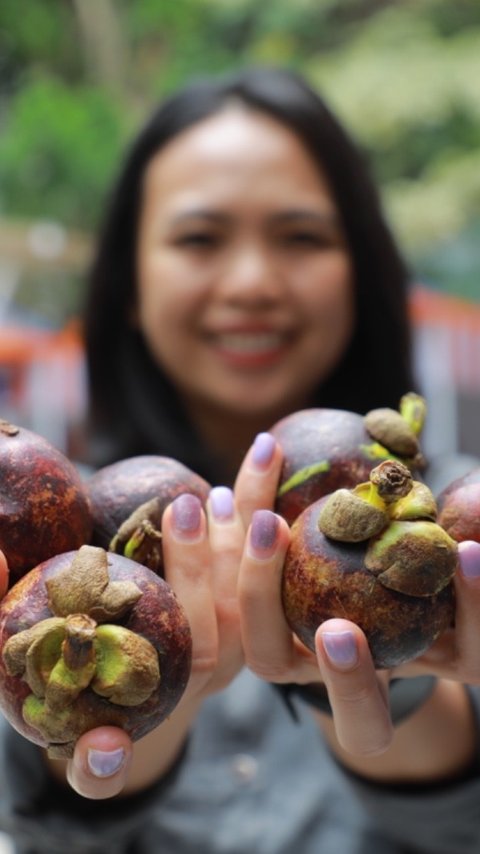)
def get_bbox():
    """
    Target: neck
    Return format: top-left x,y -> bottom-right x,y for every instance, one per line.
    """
183,400 -> 300,486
